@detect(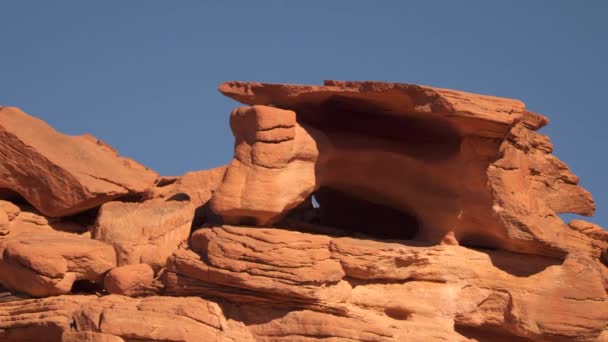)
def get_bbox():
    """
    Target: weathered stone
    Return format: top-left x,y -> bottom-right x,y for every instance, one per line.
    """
0,200 -> 20,221
103,263 -> 156,297
0,295 -> 254,342
213,80 -> 594,258
0,107 -> 158,217
211,106 -> 325,225
92,200 -> 194,271
144,166 -> 227,208
0,233 -> 116,297
164,225 -> 608,341
165,226 -> 349,308
1,80 -> 606,341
